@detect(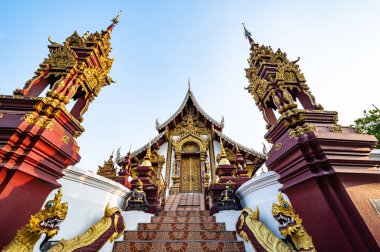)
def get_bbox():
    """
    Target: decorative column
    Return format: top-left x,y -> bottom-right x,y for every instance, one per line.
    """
200,152 -> 206,191
130,144 -> 159,214
243,24 -> 380,251
169,152 -> 181,195
235,146 -> 250,183
209,140 -> 241,214
0,16 -> 120,248
164,142 -> 172,189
